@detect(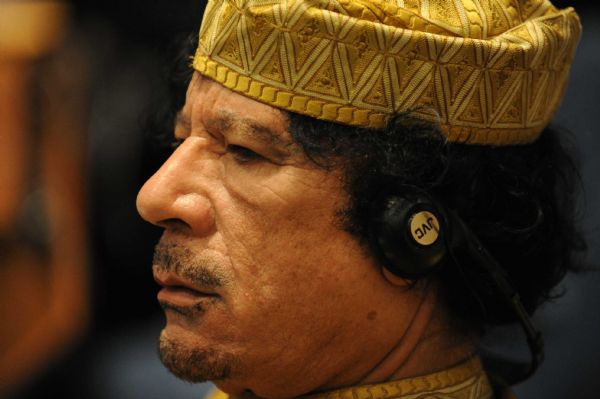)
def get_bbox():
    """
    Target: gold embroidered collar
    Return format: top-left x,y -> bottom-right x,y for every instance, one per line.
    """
306,357 -> 494,399
208,357 -> 511,399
